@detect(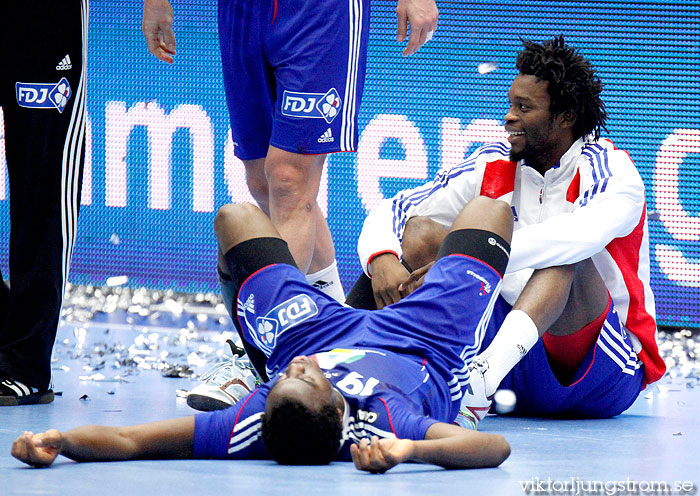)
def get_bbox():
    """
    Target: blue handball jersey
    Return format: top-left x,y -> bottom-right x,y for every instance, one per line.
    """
194,256 -> 504,461
194,348 -> 448,461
